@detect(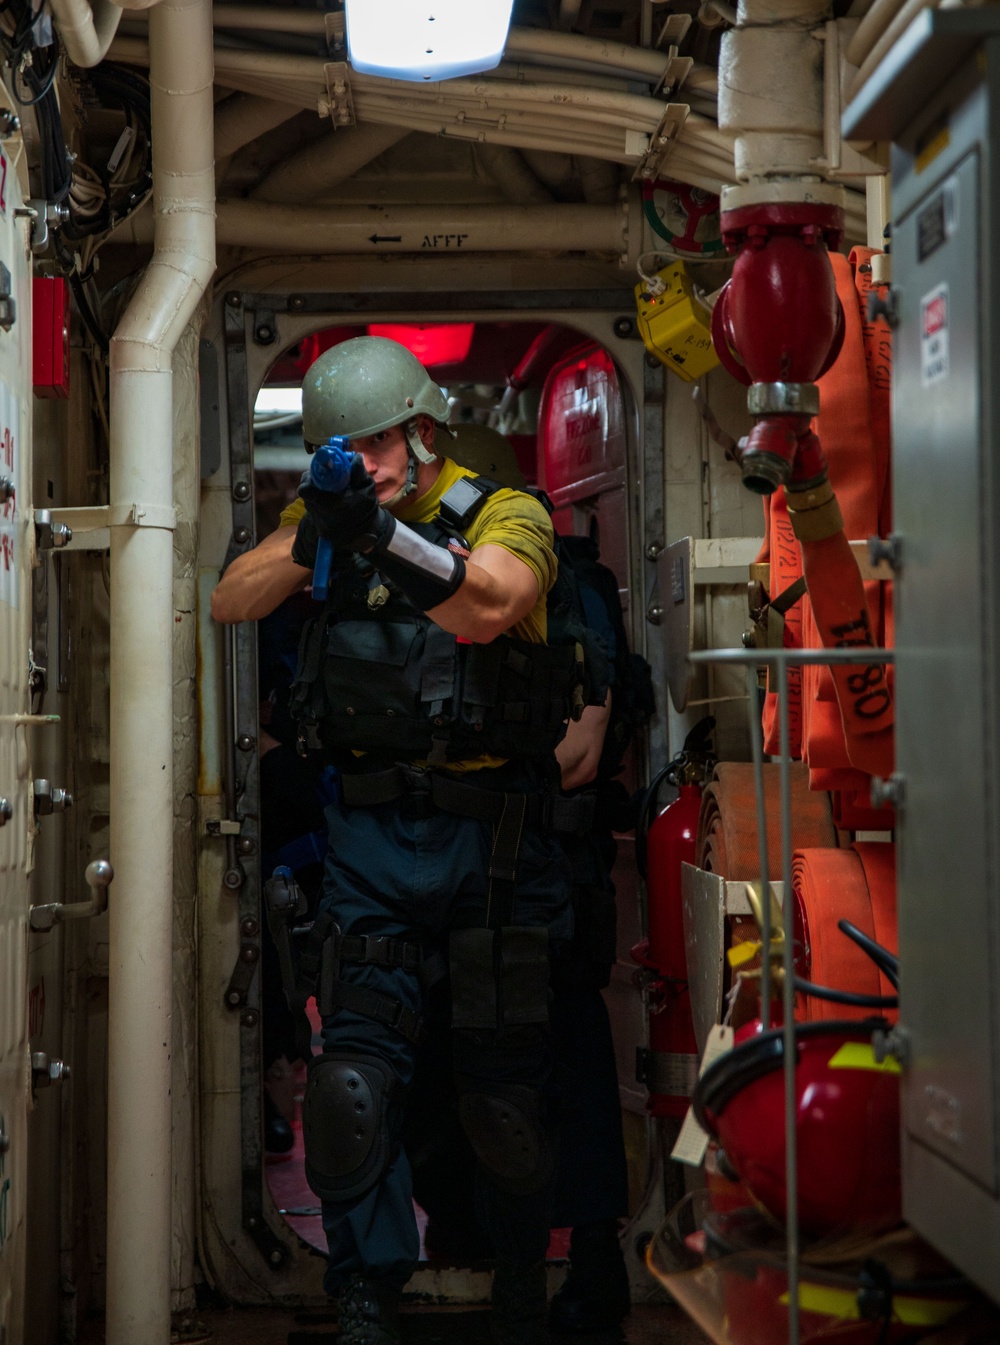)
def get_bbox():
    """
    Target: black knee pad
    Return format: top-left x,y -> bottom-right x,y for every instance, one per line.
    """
302,1052 -> 395,1203
457,1082 -> 555,1196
